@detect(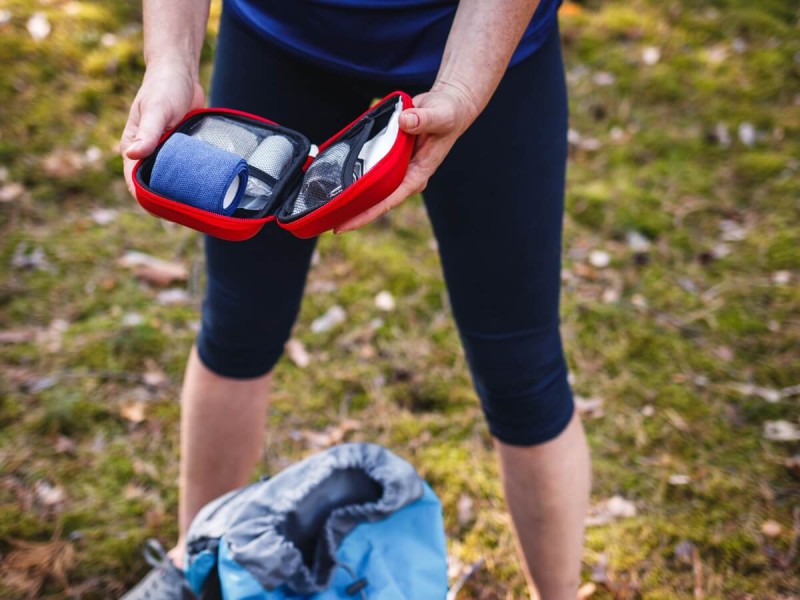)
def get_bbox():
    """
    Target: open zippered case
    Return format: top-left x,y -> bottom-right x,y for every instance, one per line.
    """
133,91 -> 414,240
